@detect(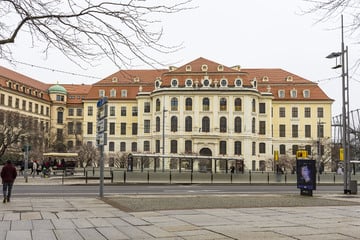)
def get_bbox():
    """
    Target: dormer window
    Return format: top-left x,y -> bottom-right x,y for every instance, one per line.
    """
290,89 -> 297,98
111,77 -> 118,82
251,78 -> 257,88
171,78 -> 178,87
202,78 -> 210,87
217,65 -> 224,71
185,79 -> 193,87
201,64 -> 208,72
235,78 -> 242,87
186,65 -> 192,72
121,89 -> 127,97
286,76 -> 293,82
278,90 -> 285,98
110,89 -> 116,97
99,89 -> 105,97
303,89 -> 310,98
155,80 -> 161,88
220,78 -> 228,87
262,76 -> 269,82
